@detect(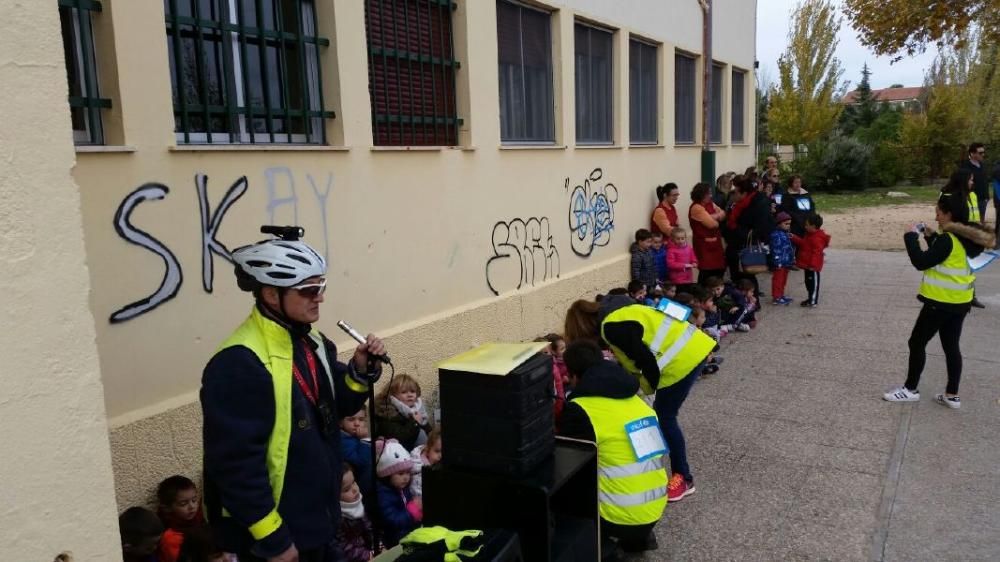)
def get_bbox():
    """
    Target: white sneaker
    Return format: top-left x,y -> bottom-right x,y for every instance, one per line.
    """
735,323 -> 751,332
883,386 -> 920,402
934,394 -> 961,409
